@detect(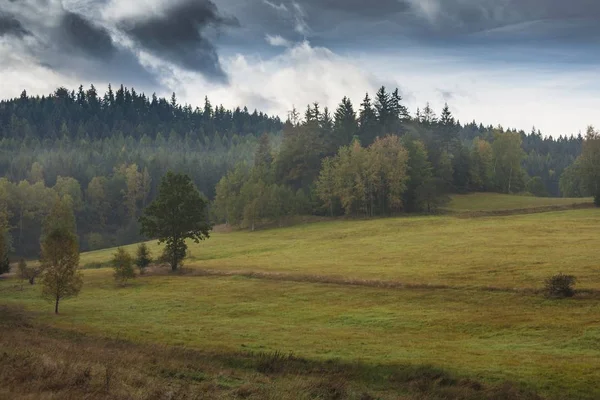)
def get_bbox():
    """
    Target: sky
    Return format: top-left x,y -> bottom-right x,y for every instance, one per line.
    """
1,0 -> 599,137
